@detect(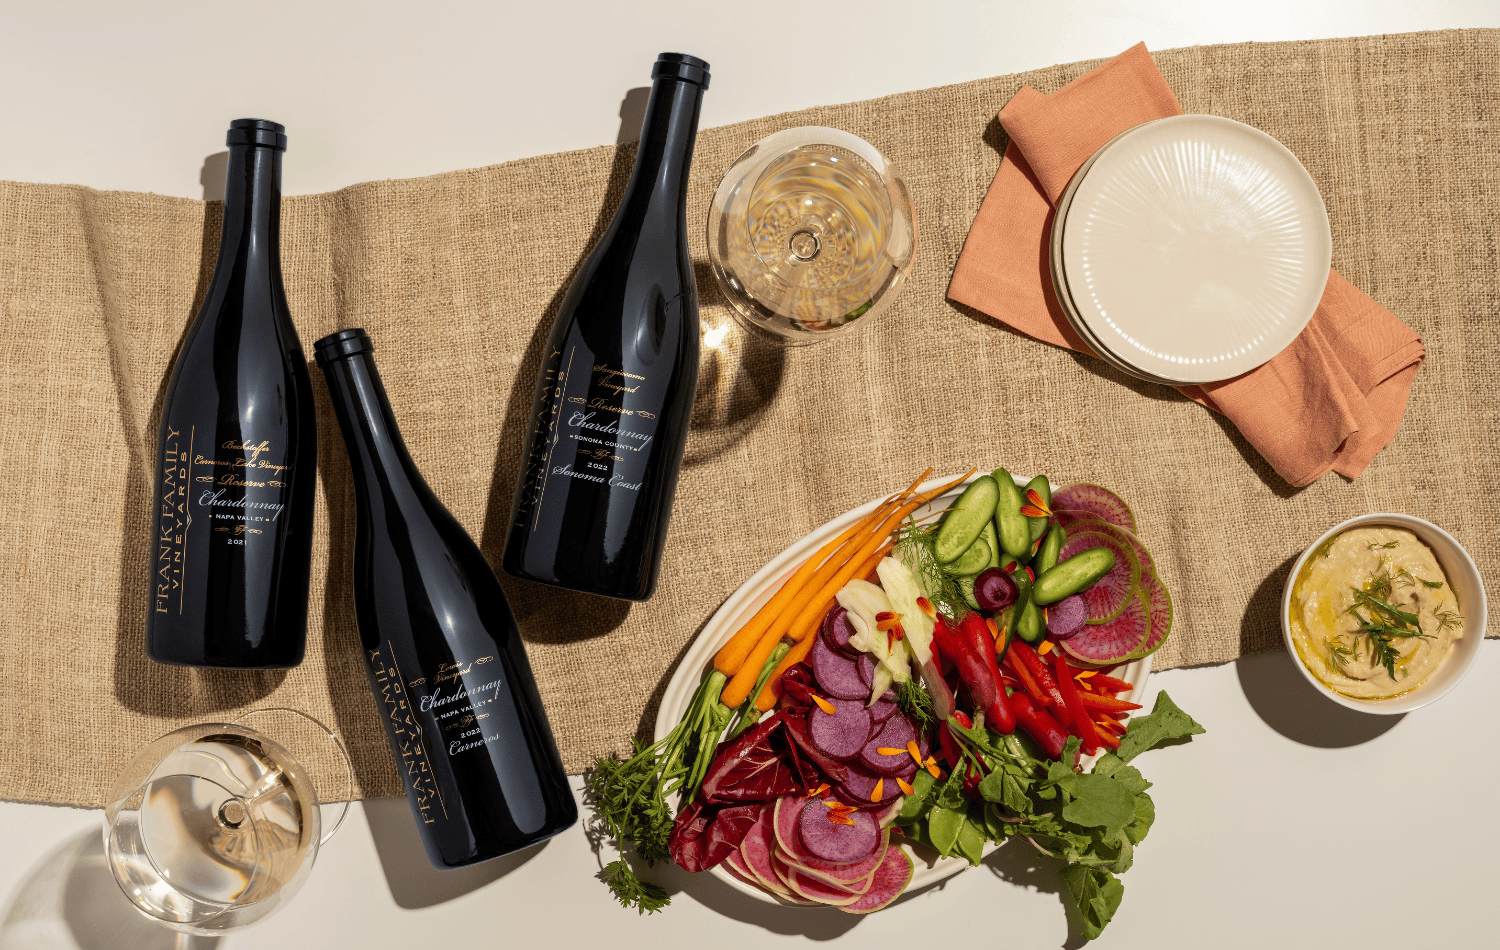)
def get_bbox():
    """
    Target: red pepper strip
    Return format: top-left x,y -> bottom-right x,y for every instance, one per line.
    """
931,616 -> 1007,726
1007,690 -> 1069,760
1052,649 -> 1099,756
1000,649 -> 1050,706
1097,715 -> 1128,736
937,722 -> 962,768
957,612 -> 1016,734
1080,693 -> 1144,713
1093,721 -> 1122,750
1010,641 -> 1072,725
1083,672 -> 1136,693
